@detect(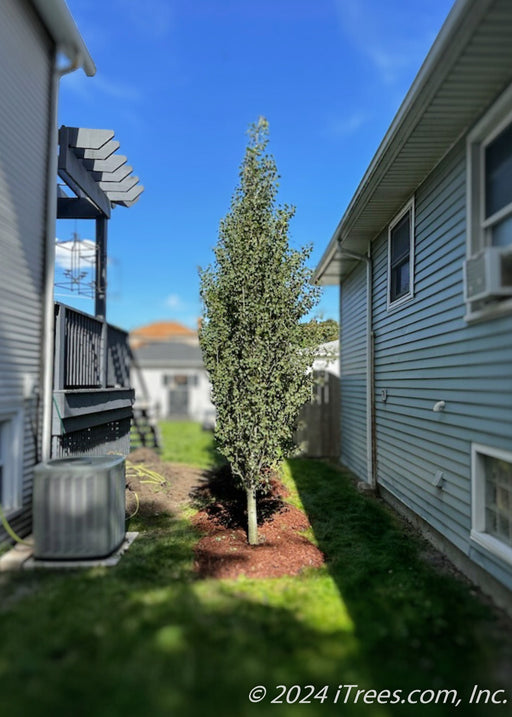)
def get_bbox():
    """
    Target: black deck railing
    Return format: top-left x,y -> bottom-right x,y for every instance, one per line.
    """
54,303 -> 131,390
